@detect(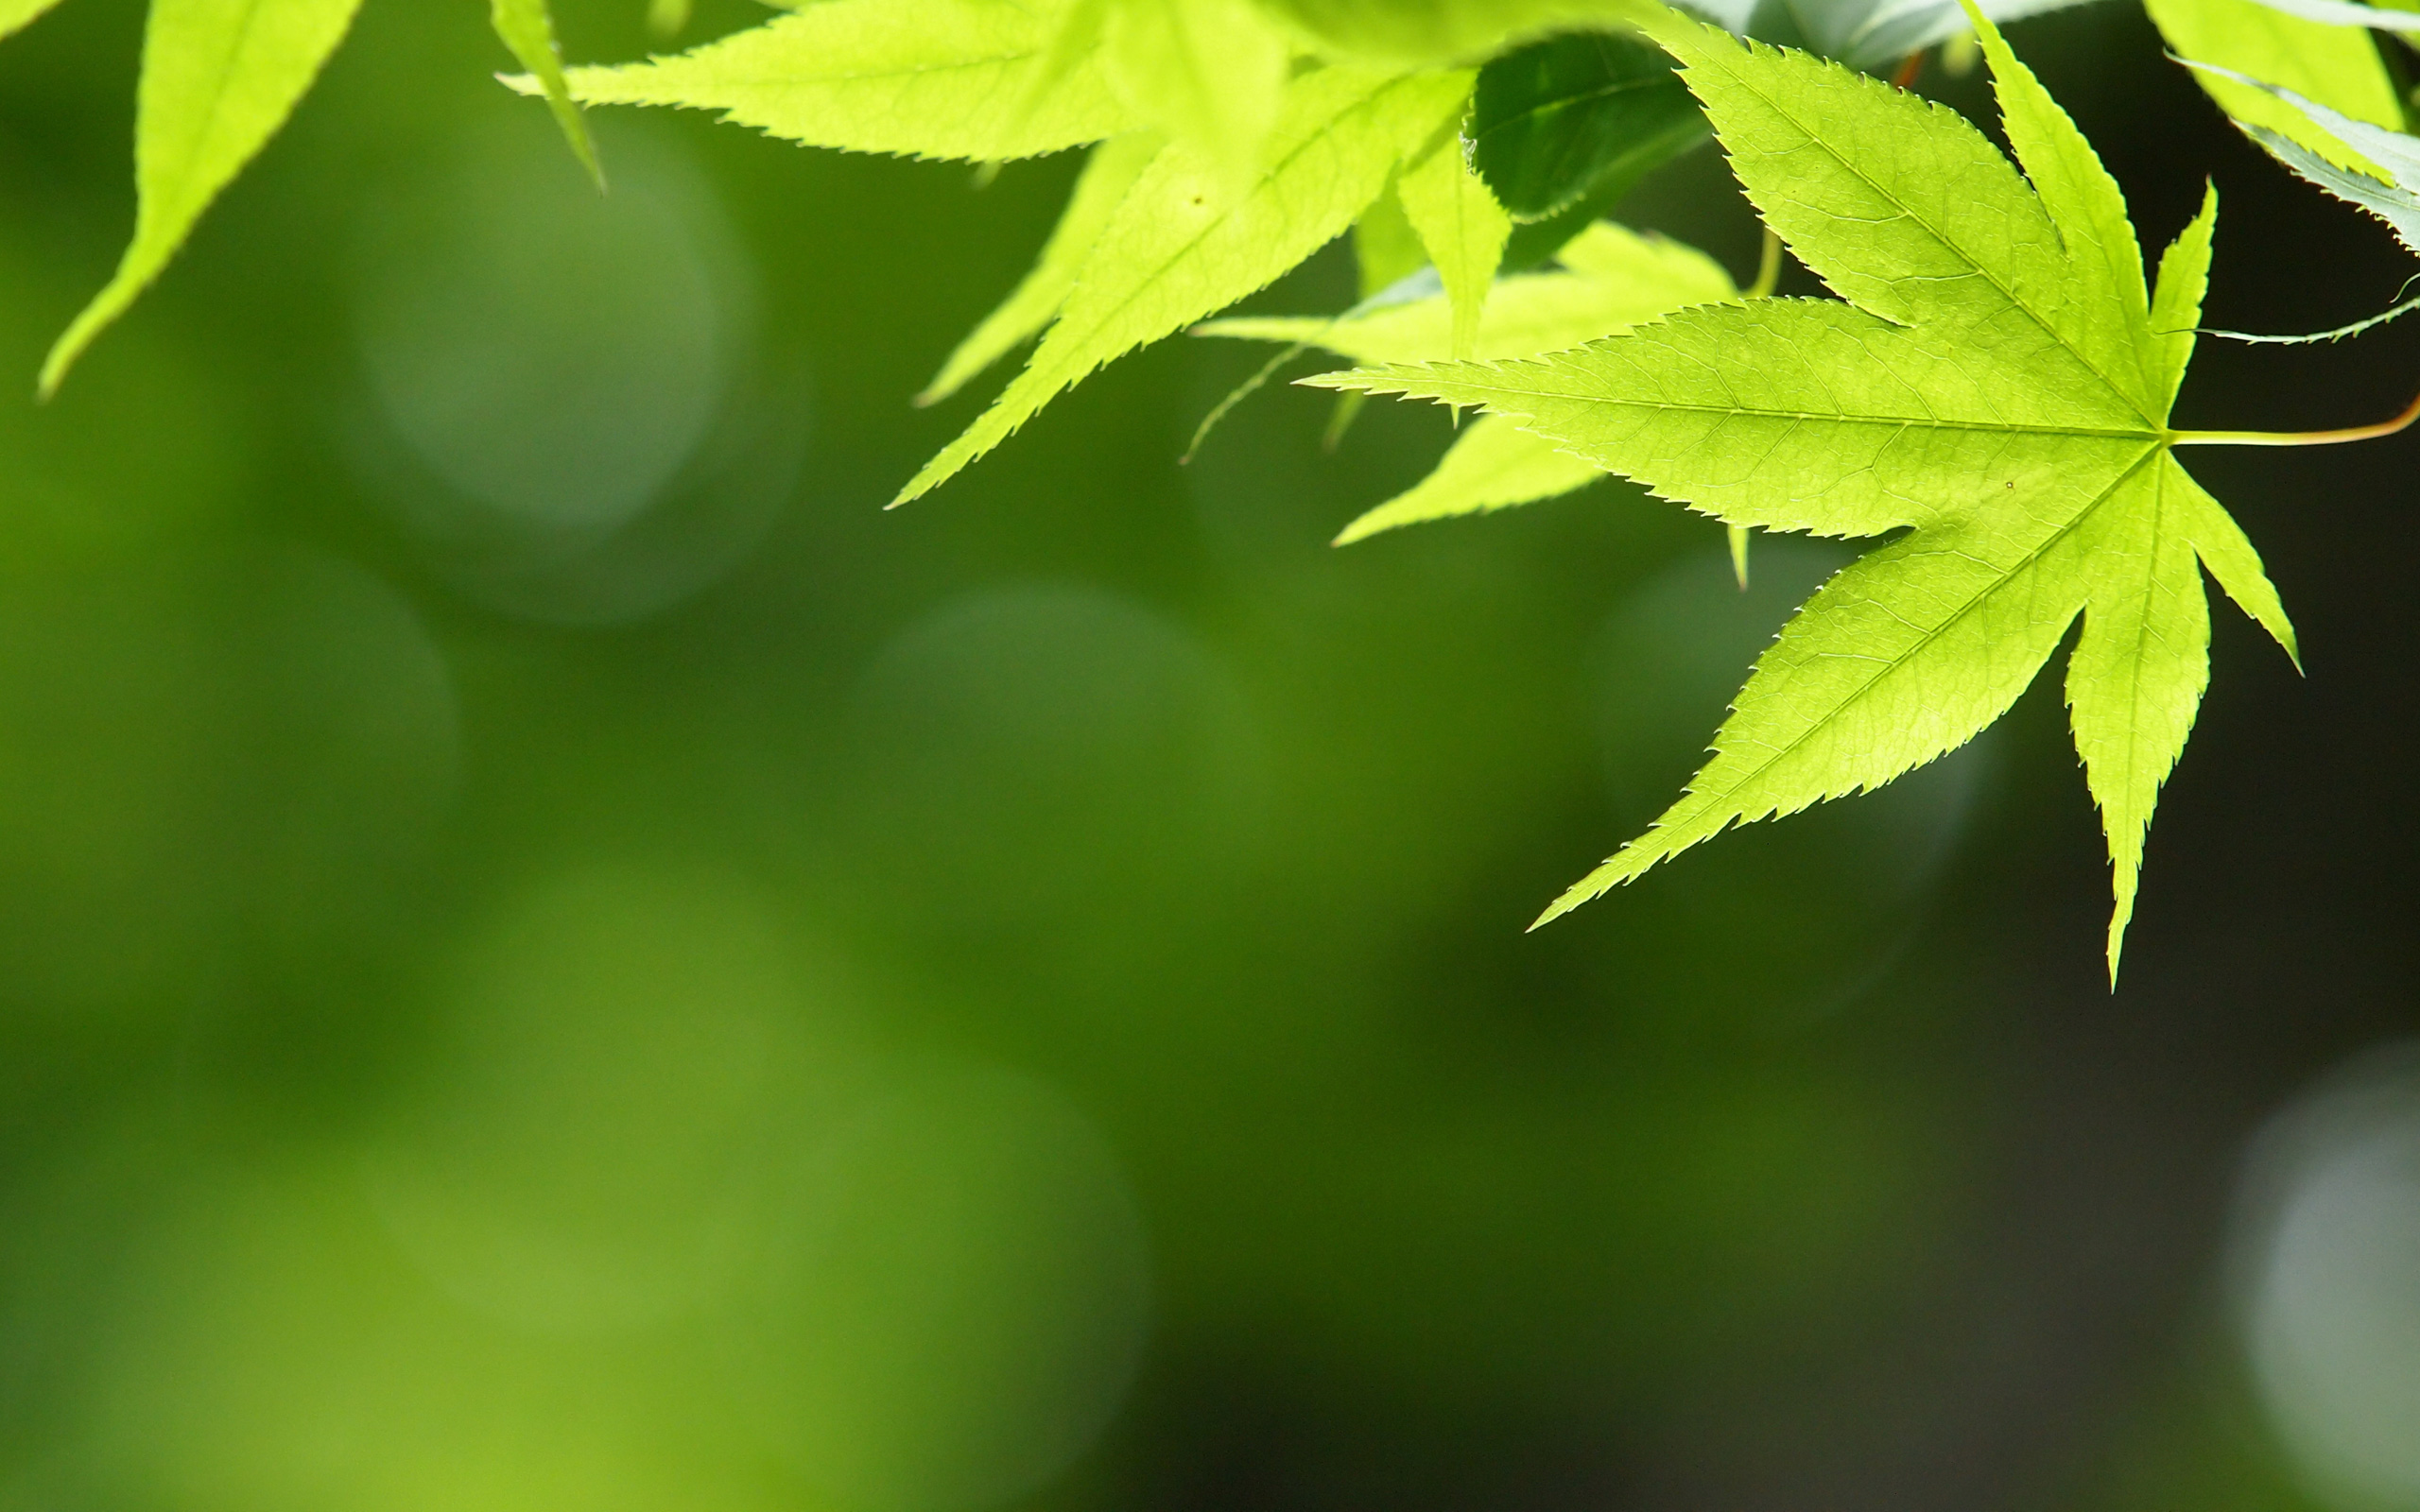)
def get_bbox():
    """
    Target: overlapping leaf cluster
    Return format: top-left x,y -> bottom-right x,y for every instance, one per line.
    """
2147,0 -> 2420,338
1318,8 -> 2306,978
9,0 -> 2410,978
540,0 -> 1702,504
